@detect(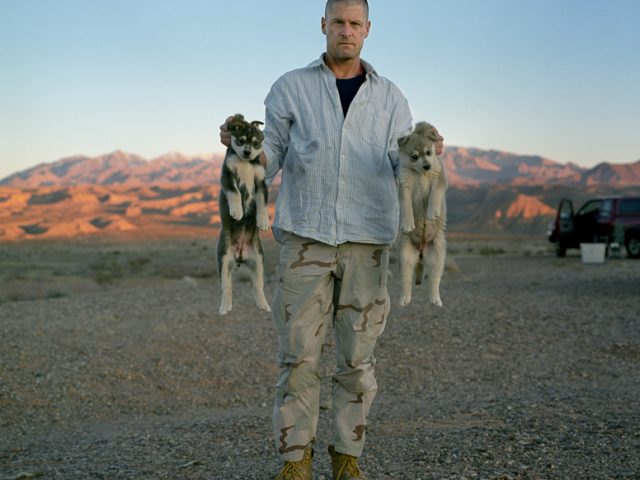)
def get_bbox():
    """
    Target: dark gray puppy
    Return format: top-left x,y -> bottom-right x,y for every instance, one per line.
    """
217,114 -> 270,315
